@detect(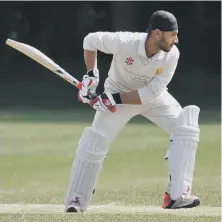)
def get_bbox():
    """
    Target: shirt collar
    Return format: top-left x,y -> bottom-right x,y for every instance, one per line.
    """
137,34 -> 164,61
